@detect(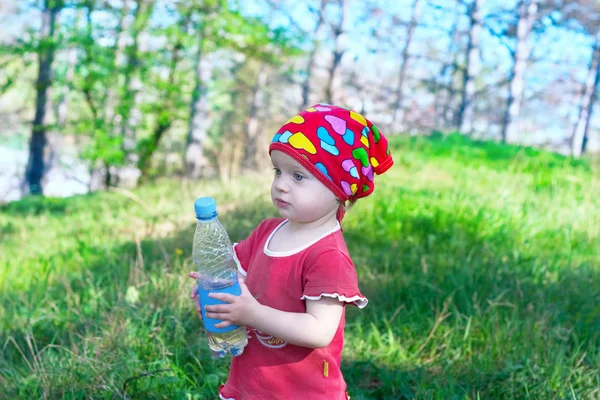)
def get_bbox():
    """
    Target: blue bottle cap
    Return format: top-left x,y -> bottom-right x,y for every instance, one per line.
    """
194,196 -> 218,220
